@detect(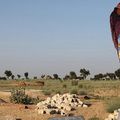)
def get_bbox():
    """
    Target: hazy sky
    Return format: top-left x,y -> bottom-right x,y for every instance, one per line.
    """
0,0 -> 120,78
